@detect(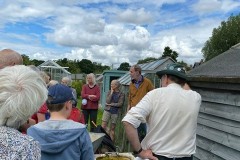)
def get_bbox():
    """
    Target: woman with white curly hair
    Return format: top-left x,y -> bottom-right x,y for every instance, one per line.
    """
0,65 -> 48,159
